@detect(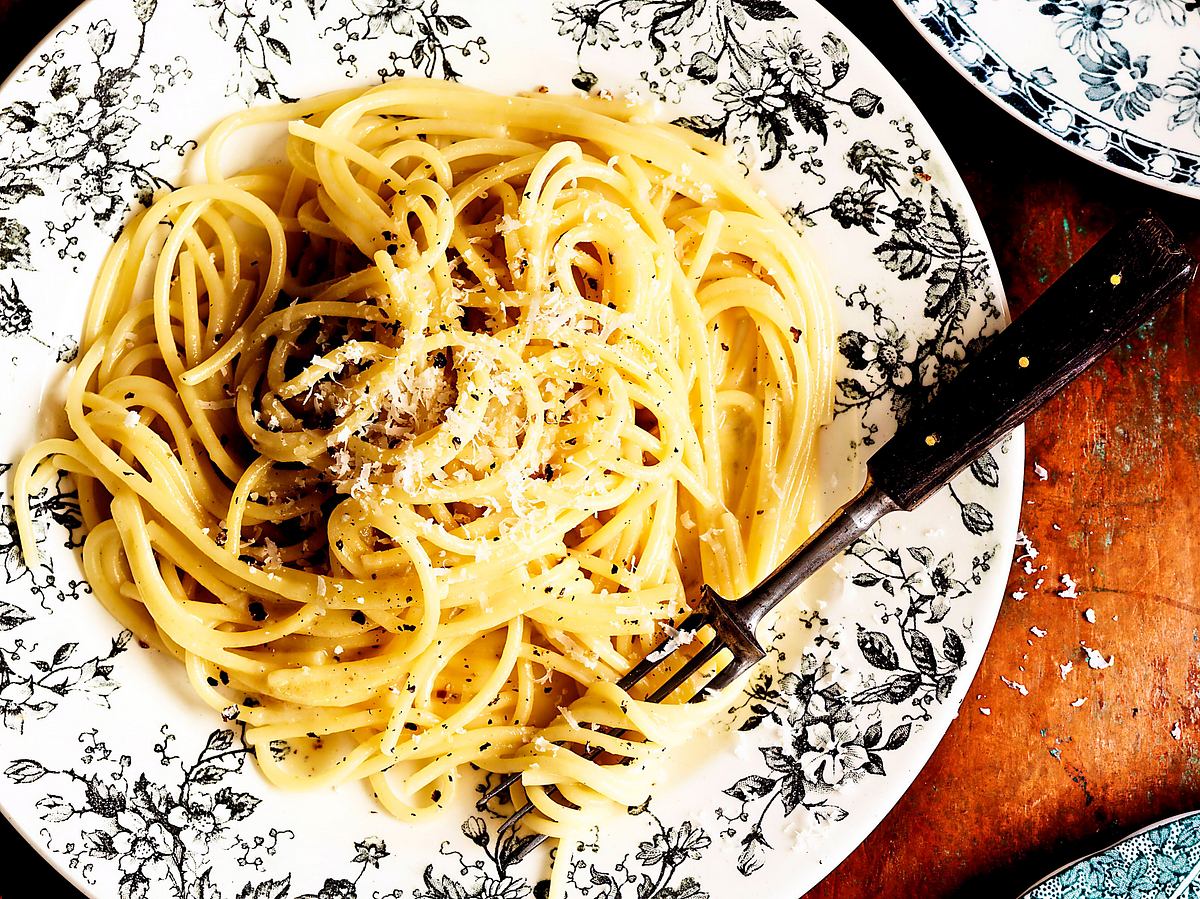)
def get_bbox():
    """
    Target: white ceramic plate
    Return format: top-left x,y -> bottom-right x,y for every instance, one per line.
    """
894,0 -> 1200,198
0,2 -> 1021,897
